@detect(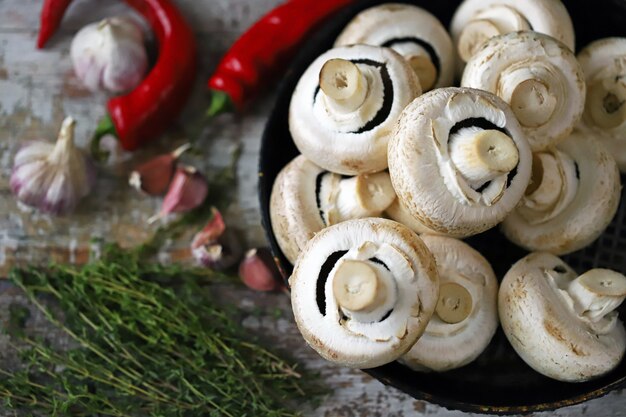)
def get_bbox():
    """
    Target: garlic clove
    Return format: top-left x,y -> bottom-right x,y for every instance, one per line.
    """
191,208 -> 243,270
191,207 -> 226,246
238,248 -> 283,292
10,117 -> 96,215
71,16 -> 148,93
150,165 -> 208,222
129,143 -> 191,196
